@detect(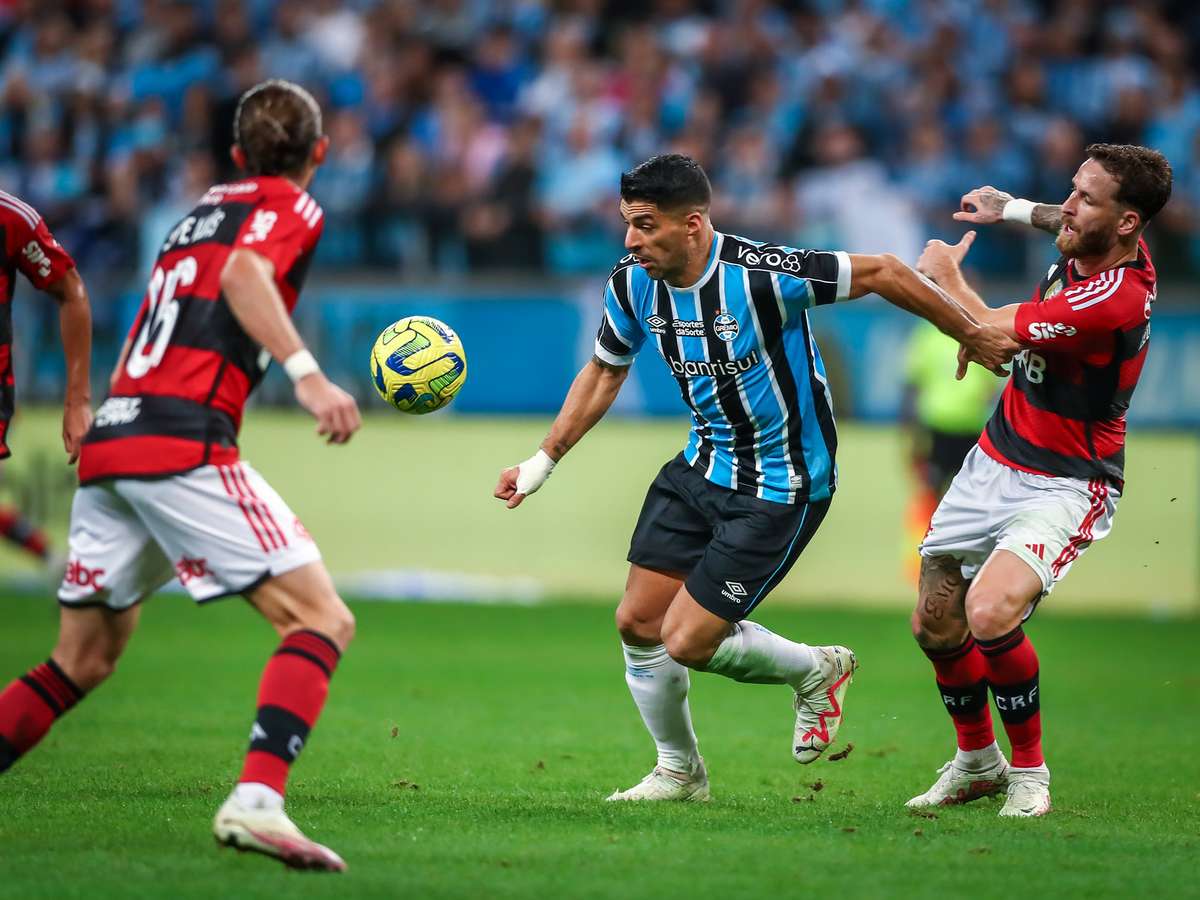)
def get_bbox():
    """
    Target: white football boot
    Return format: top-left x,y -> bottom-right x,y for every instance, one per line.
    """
999,765 -> 1051,817
606,757 -> 710,802
214,790 -> 346,872
793,645 -> 857,763
906,755 -> 1009,808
